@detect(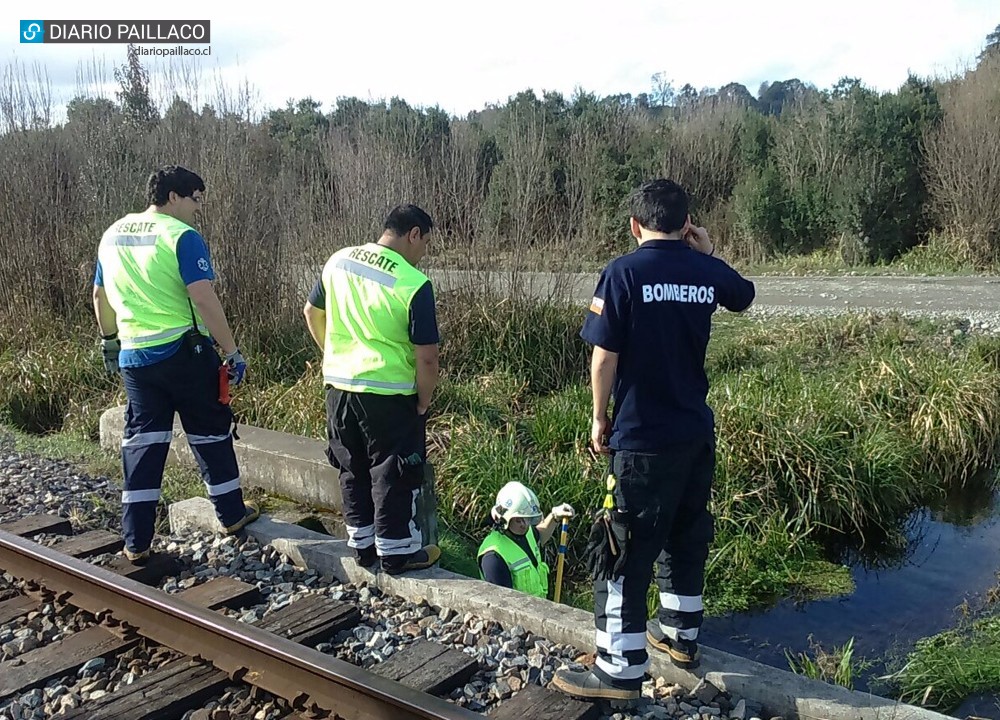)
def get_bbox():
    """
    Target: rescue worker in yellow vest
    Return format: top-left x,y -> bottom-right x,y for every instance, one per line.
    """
92,166 -> 259,563
477,482 -> 575,598
304,205 -> 441,575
